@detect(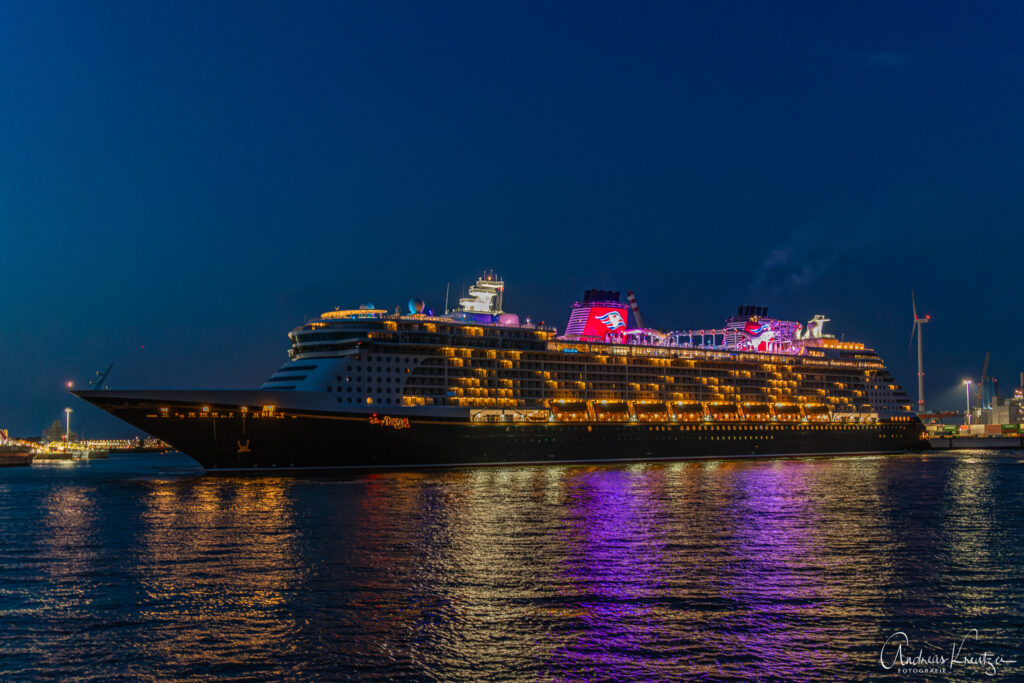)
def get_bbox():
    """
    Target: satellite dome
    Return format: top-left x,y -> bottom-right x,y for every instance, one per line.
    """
408,297 -> 426,314
359,303 -> 375,310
